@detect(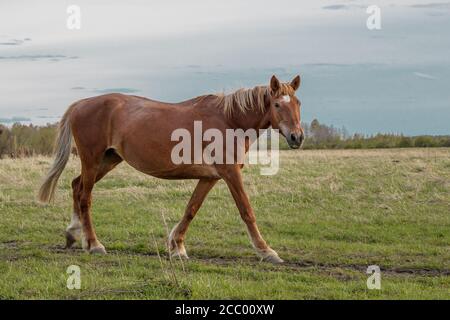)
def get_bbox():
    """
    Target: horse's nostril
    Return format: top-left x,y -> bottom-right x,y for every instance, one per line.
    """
290,133 -> 296,142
